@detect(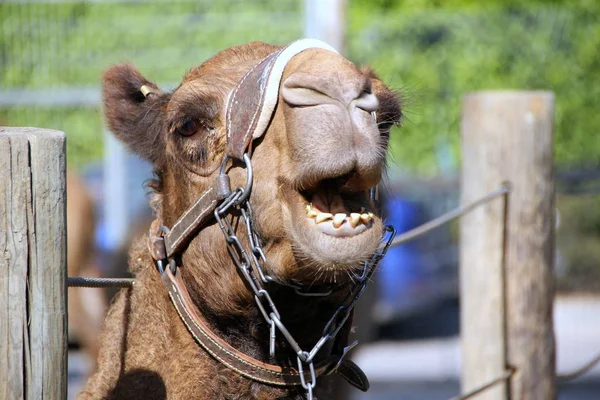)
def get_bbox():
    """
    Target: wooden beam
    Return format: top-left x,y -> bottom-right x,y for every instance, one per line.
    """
460,91 -> 556,399
0,127 -> 67,399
